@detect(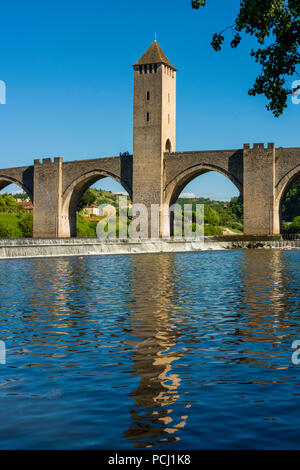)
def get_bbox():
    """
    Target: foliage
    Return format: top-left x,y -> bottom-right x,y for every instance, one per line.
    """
77,189 -> 97,211
177,195 -> 244,231
78,188 -> 130,211
76,214 -> 96,237
204,224 -> 223,235
204,205 -> 220,225
0,194 -> 24,214
282,215 -> 300,233
18,213 -> 33,237
191,0 -> 300,116
0,214 -> 23,237
13,192 -> 28,201
282,179 -> 300,221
